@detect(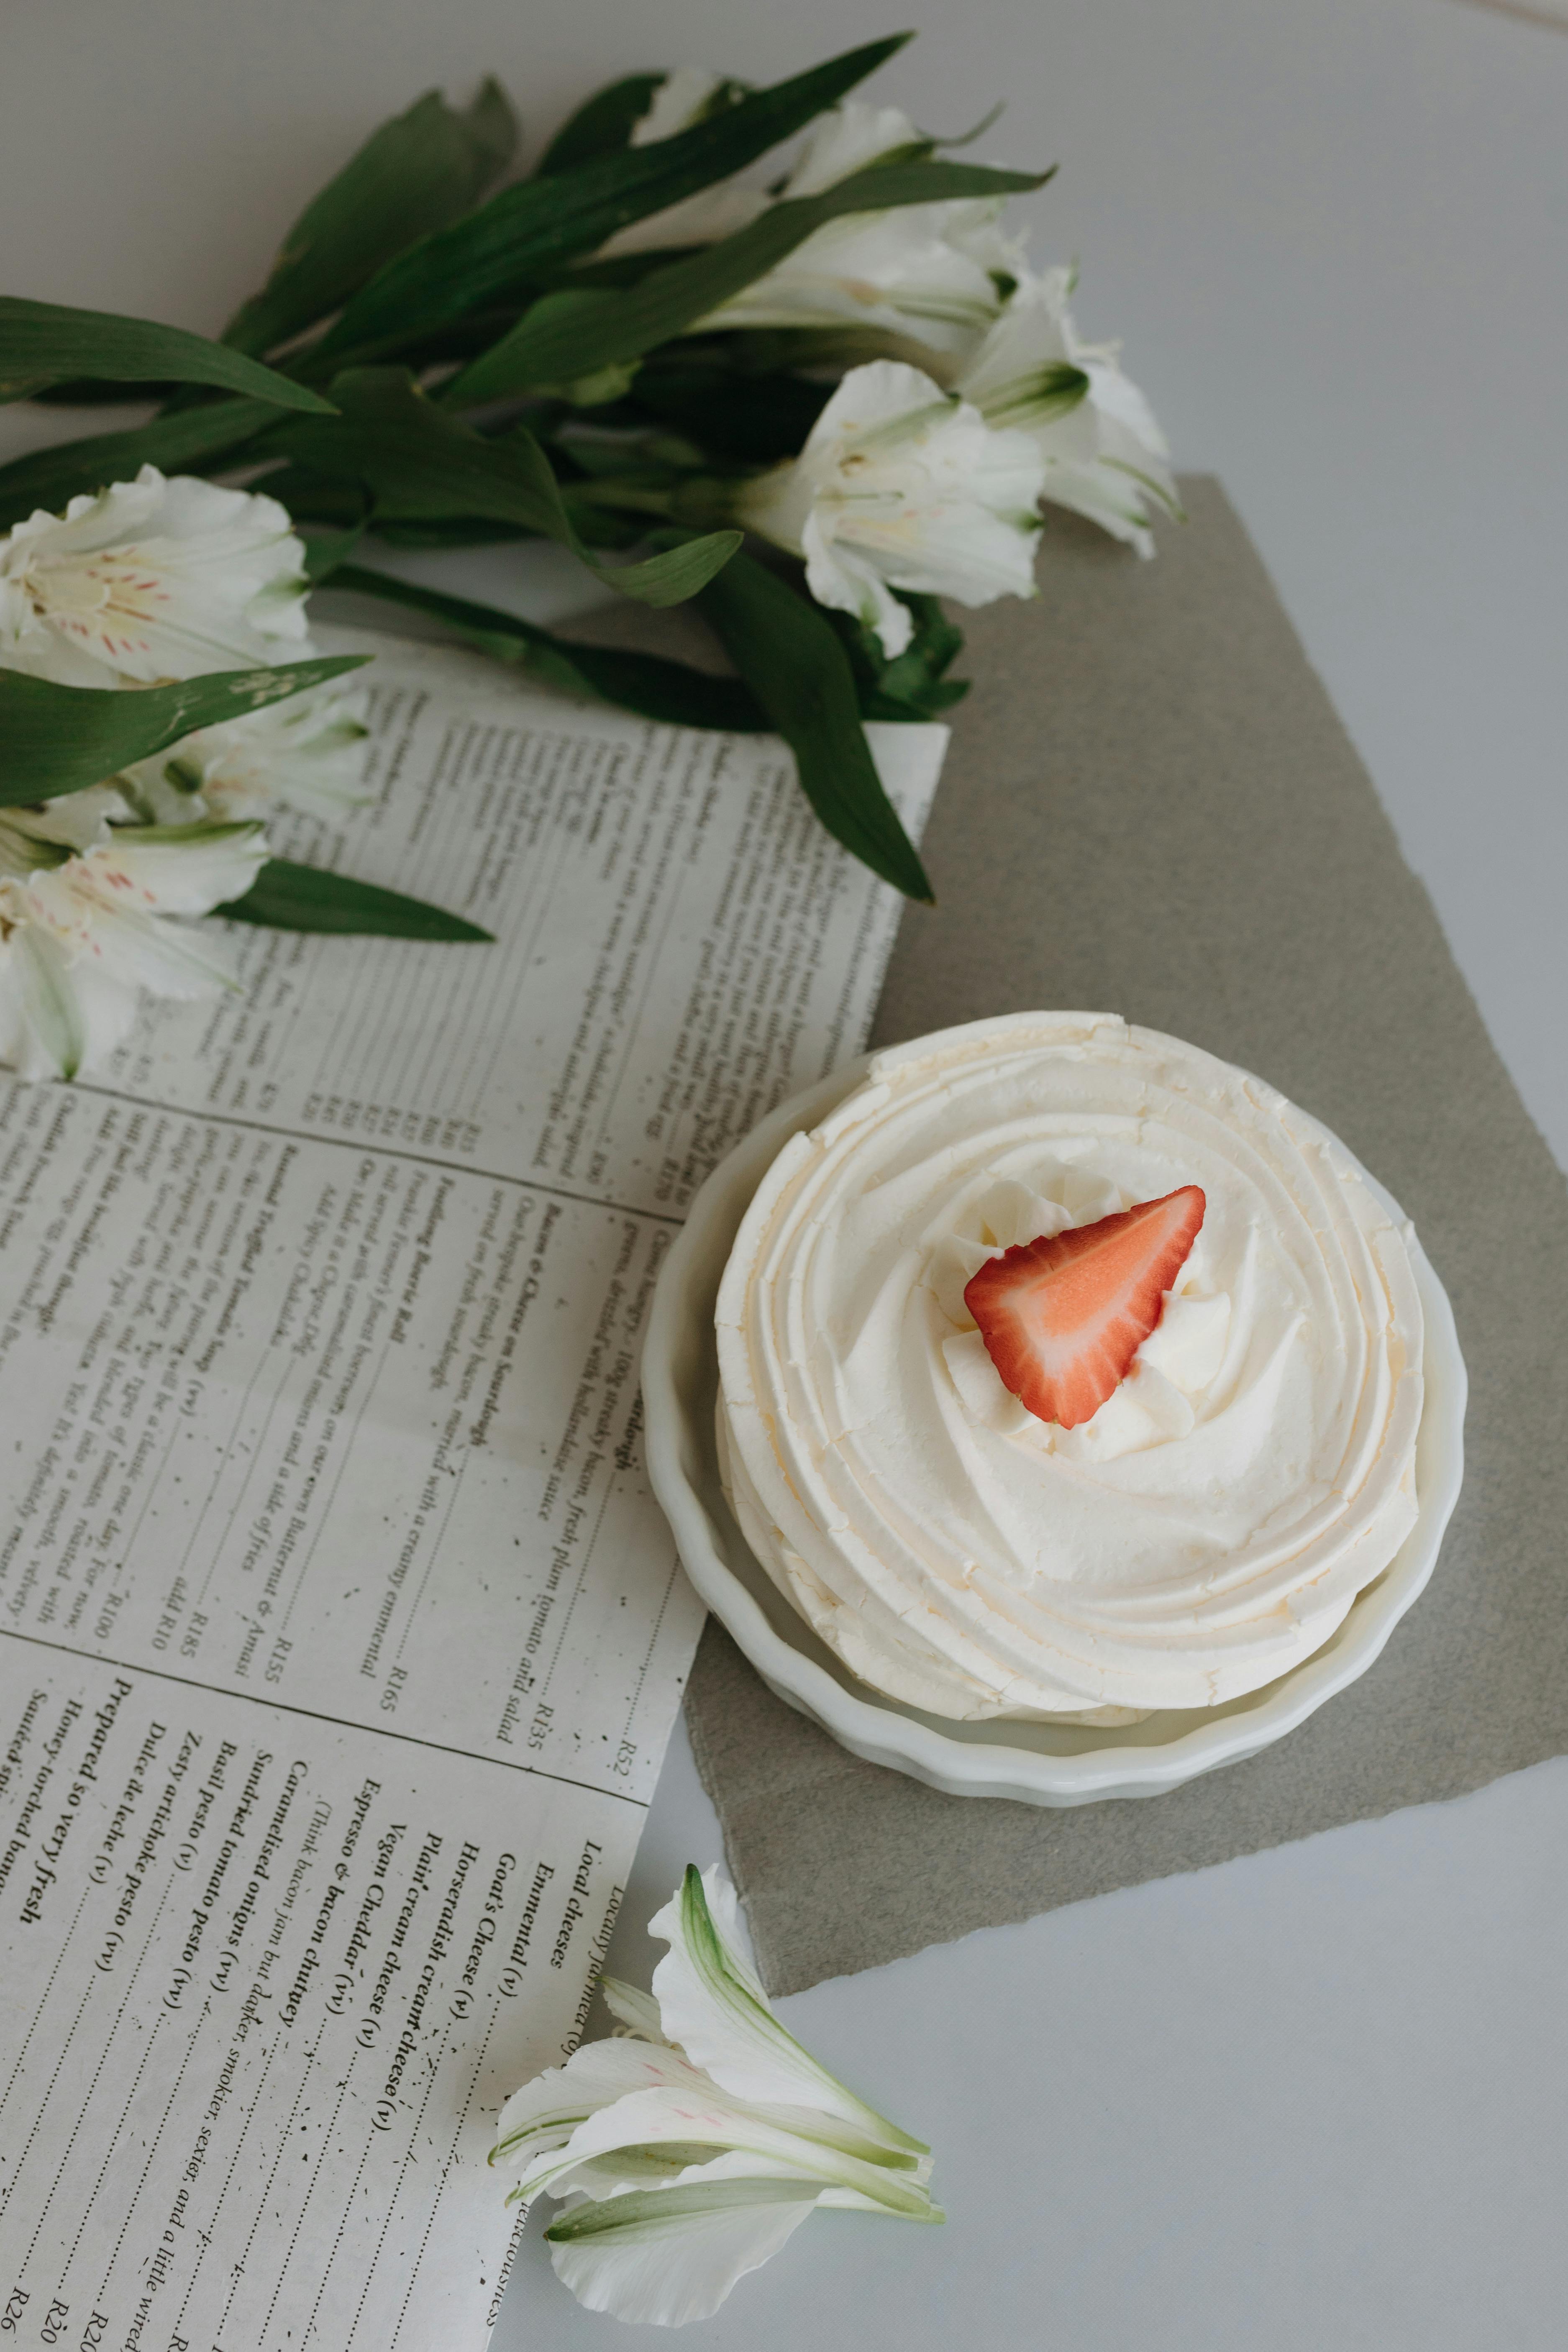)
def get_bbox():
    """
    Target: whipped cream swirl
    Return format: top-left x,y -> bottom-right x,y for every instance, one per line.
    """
716,1013 -> 1424,1721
